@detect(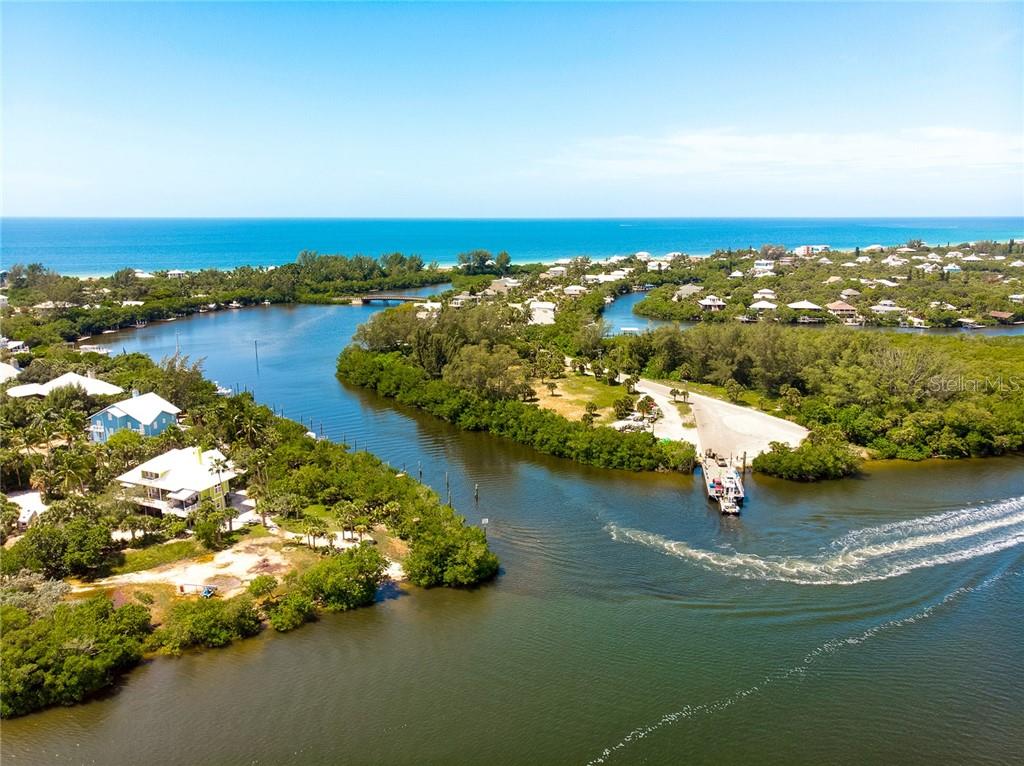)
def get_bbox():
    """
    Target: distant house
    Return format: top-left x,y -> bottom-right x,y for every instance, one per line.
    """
0,361 -> 20,384
870,299 -> 907,314
485,277 -> 521,295
793,245 -> 830,256
698,295 -> 727,312
988,311 -> 1014,324
563,285 -> 588,296
840,288 -> 861,299
541,266 -> 568,279
89,391 -> 180,444
117,447 -> 237,518
943,264 -> 962,274
863,244 -> 885,253
8,491 -> 48,531
727,270 -> 744,279
647,261 -> 672,272
748,299 -> 777,312
415,301 -> 442,319
673,284 -> 703,301
753,288 -> 776,299
1009,294 -> 1024,304
786,300 -> 823,311
5,371 -> 123,399
826,300 -> 858,319
449,292 -> 479,308
528,300 -> 557,325
166,269 -> 188,278
752,259 -> 775,274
